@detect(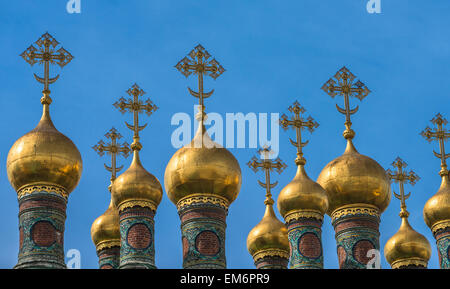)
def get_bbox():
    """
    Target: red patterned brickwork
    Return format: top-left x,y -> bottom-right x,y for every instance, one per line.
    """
100,264 -> 114,269
181,208 -> 226,223
182,237 -> 189,259
31,221 -> 56,247
127,223 -> 151,249
255,256 -> 289,269
334,218 -> 379,232
195,231 -> 220,256
353,240 -> 375,265
19,198 -> 66,212
298,233 -> 321,259
337,246 -> 346,268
